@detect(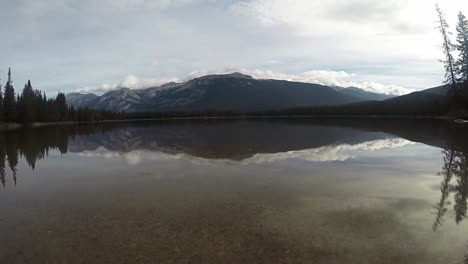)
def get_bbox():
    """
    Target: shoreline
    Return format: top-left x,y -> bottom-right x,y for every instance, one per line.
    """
0,115 -> 456,131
